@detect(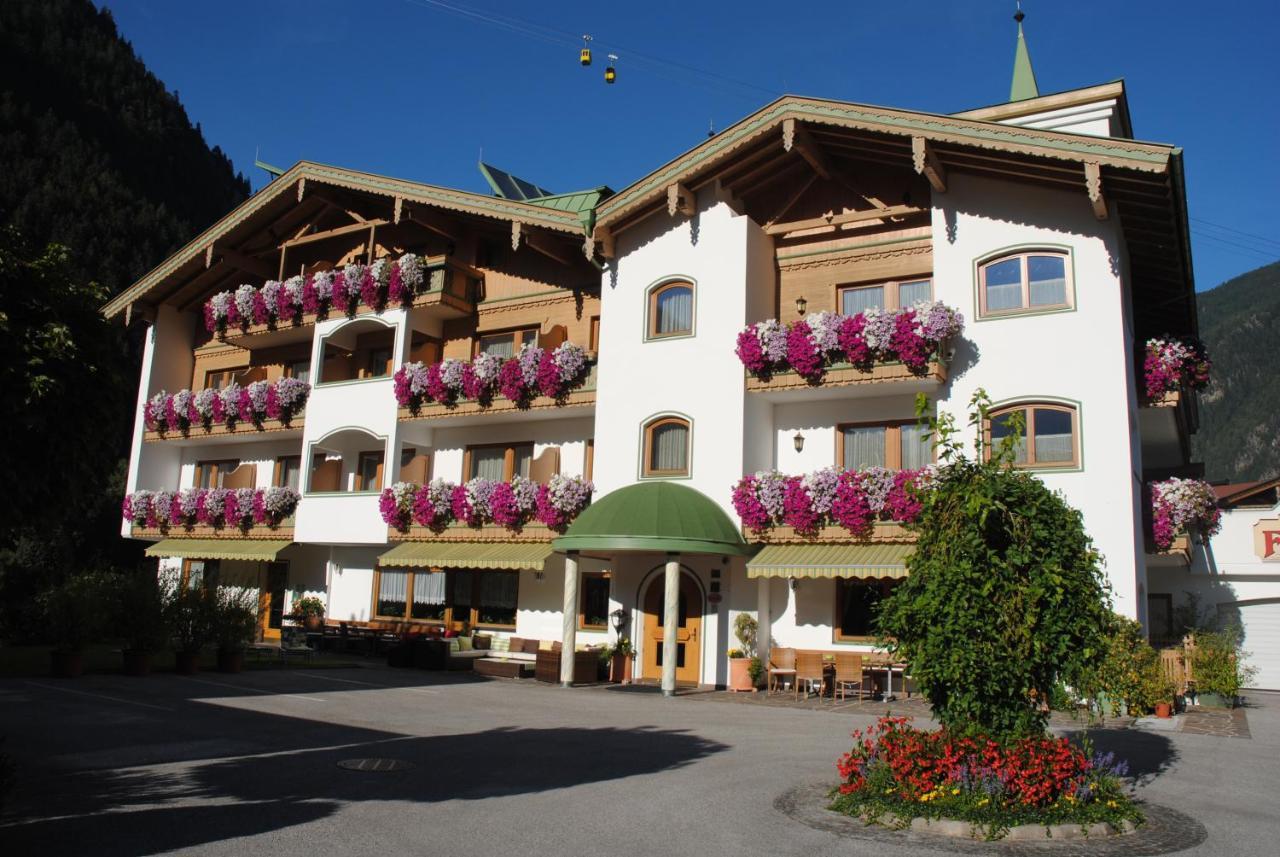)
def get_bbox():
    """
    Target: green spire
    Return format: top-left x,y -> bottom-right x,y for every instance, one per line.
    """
1010,6 -> 1039,102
